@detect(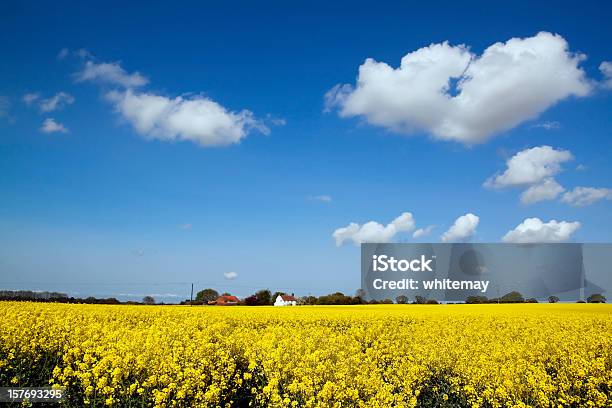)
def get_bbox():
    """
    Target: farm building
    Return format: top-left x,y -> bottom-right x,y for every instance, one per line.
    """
274,294 -> 297,306
209,295 -> 240,306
